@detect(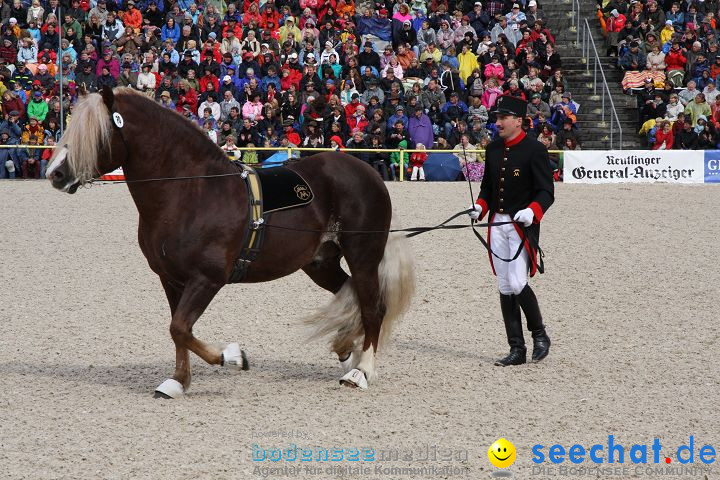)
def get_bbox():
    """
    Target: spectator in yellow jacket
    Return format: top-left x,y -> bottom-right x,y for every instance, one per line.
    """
458,43 -> 480,84
279,17 -> 302,45
660,21 -> 675,45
